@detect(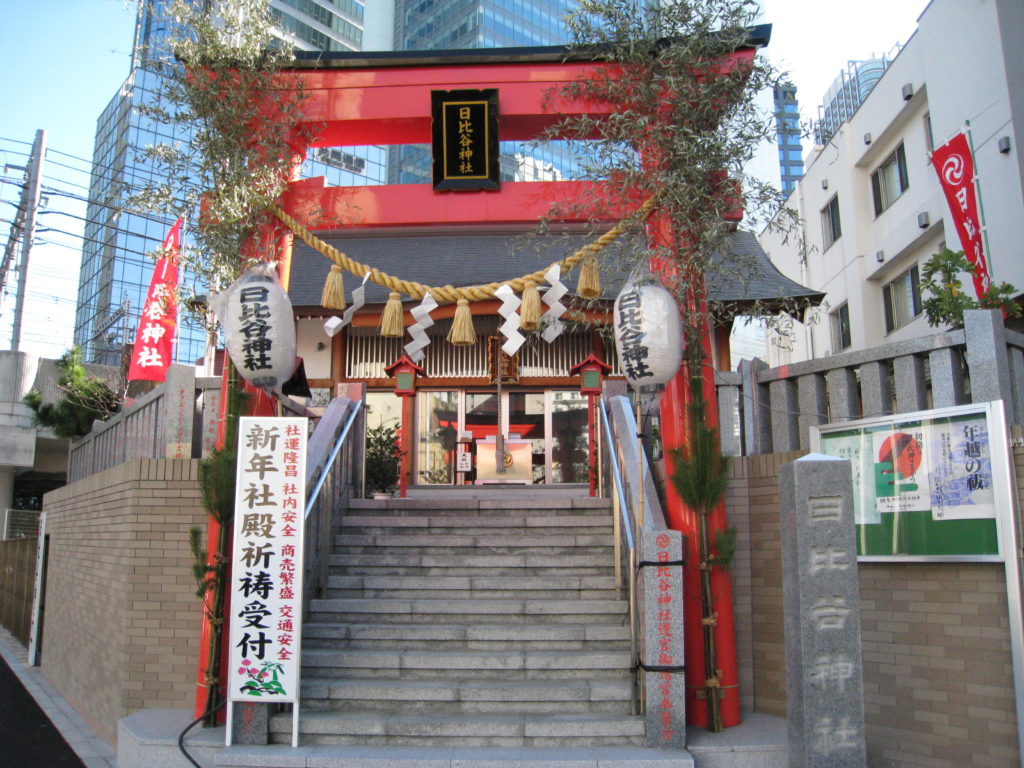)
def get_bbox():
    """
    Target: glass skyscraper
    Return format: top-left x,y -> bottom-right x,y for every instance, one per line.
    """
74,0 -> 379,365
389,0 -> 575,185
772,82 -> 803,197
76,0 -> 576,364
813,53 -> 898,146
